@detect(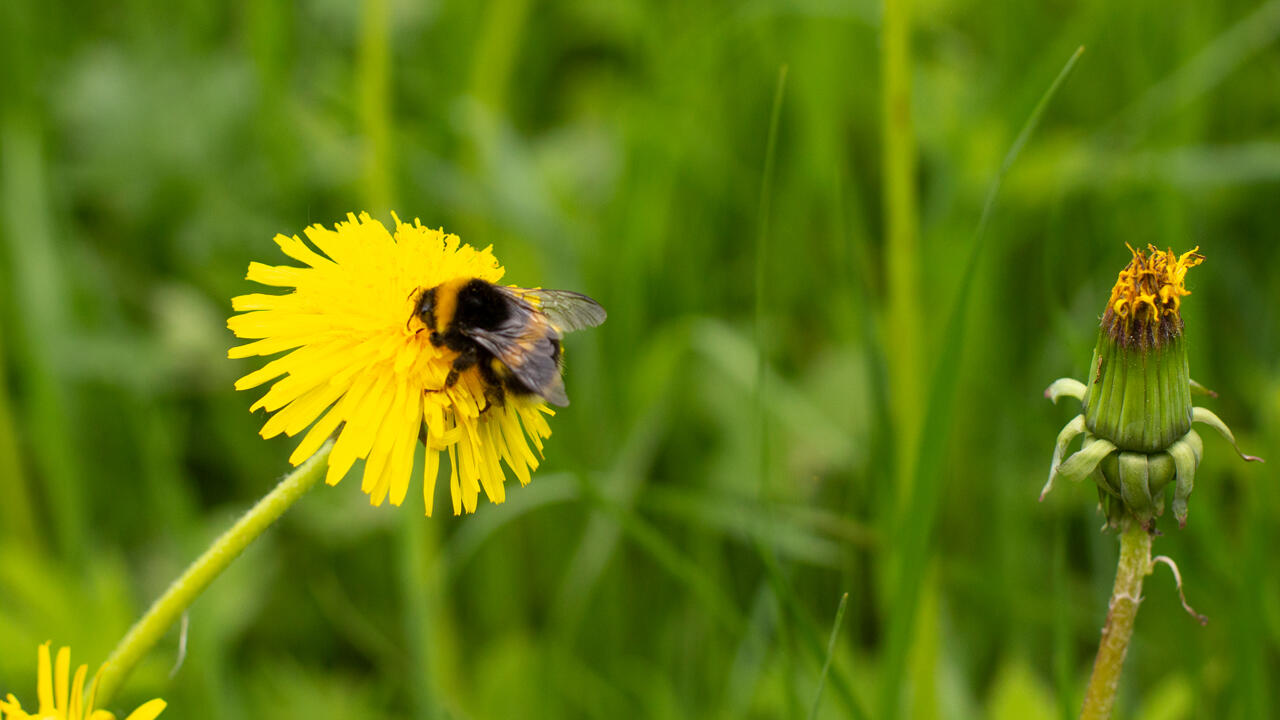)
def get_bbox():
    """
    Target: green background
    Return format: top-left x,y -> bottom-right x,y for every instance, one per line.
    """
1,1 -> 1277,718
